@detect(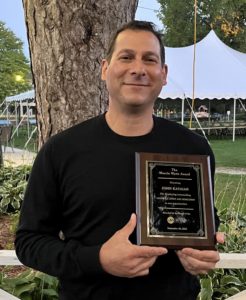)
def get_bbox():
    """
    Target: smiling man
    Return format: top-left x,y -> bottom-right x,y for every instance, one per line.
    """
102,29 -> 167,110
102,24 -> 167,137
15,21 -> 222,300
